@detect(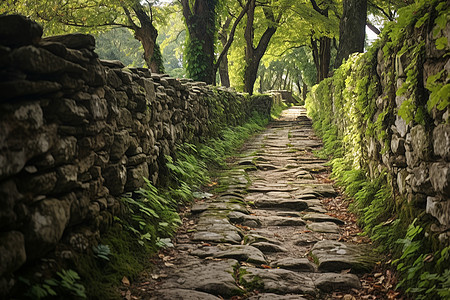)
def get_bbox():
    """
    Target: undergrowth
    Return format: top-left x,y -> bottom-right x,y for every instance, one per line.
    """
72,99 -> 284,298
306,1 -> 450,298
